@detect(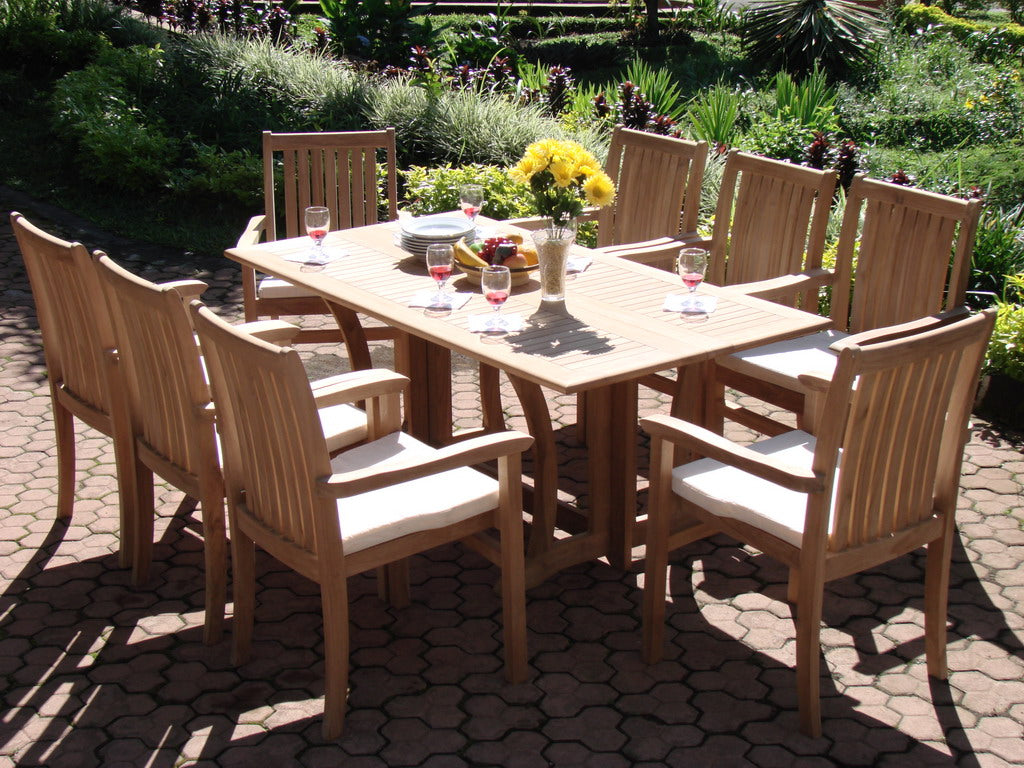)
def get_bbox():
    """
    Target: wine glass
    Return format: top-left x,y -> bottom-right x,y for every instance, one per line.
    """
425,243 -> 454,307
304,206 -> 330,265
459,184 -> 485,227
480,265 -> 511,332
677,247 -> 708,312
